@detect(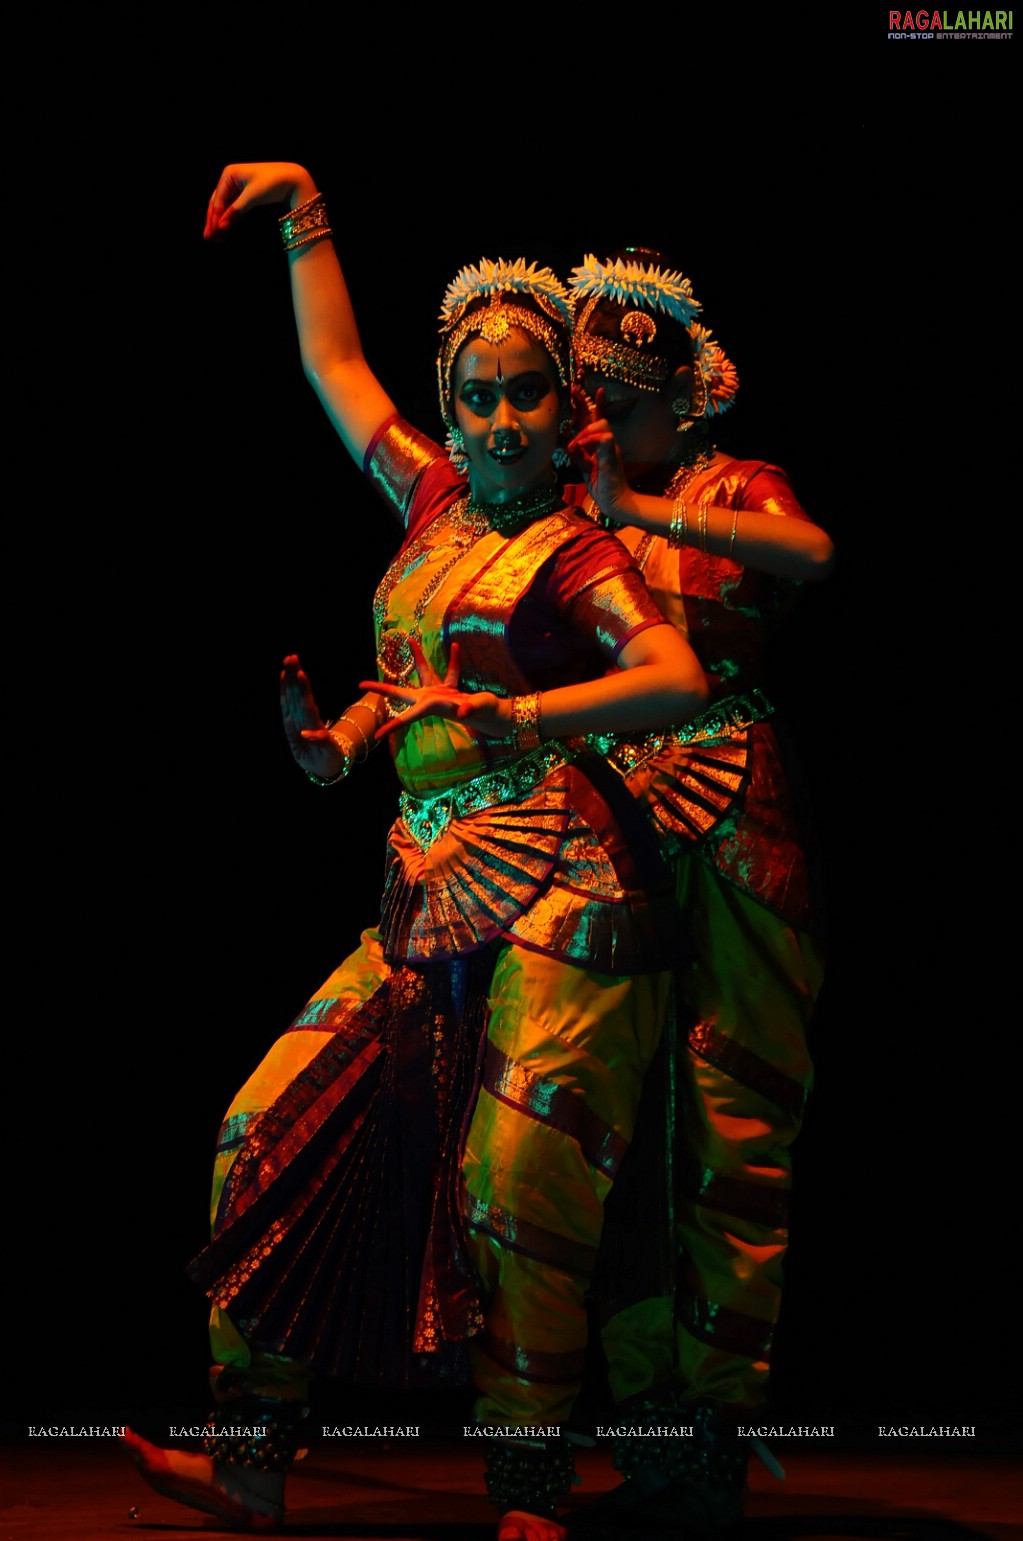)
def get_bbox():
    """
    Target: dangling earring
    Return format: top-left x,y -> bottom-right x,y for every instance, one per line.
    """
675,368 -> 708,434
552,415 -> 573,470
672,390 -> 696,436
446,426 -> 469,473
